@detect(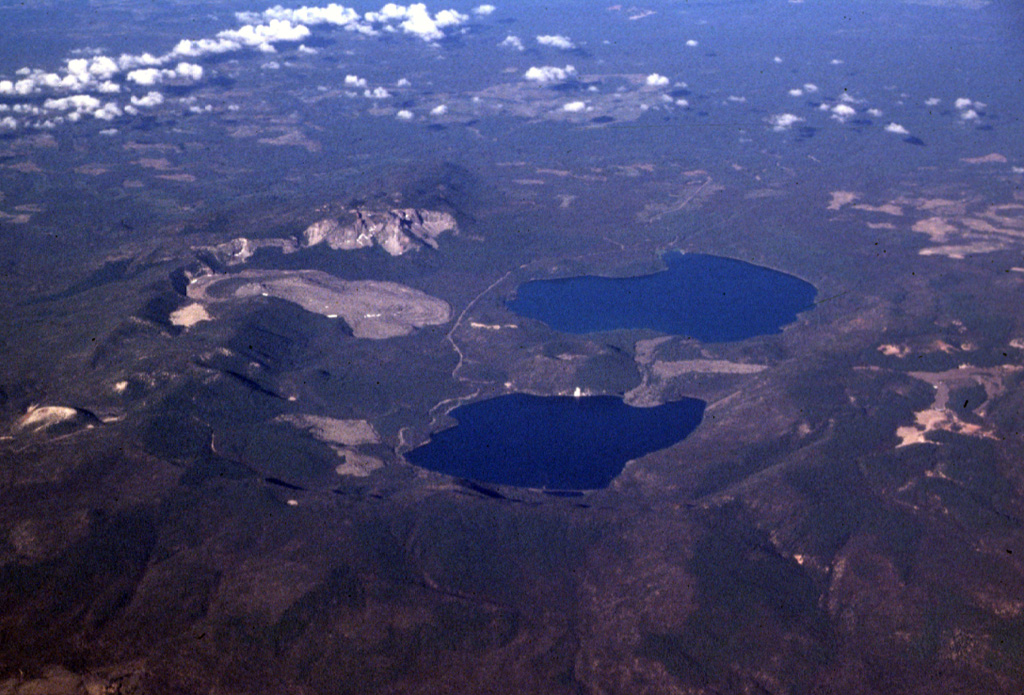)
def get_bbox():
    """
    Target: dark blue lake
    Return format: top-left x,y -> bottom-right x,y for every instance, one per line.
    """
507,253 -> 817,342
406,394 -> 705,490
